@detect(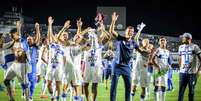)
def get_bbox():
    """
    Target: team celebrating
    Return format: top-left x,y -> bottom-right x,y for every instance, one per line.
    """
0,12 -> 201,101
